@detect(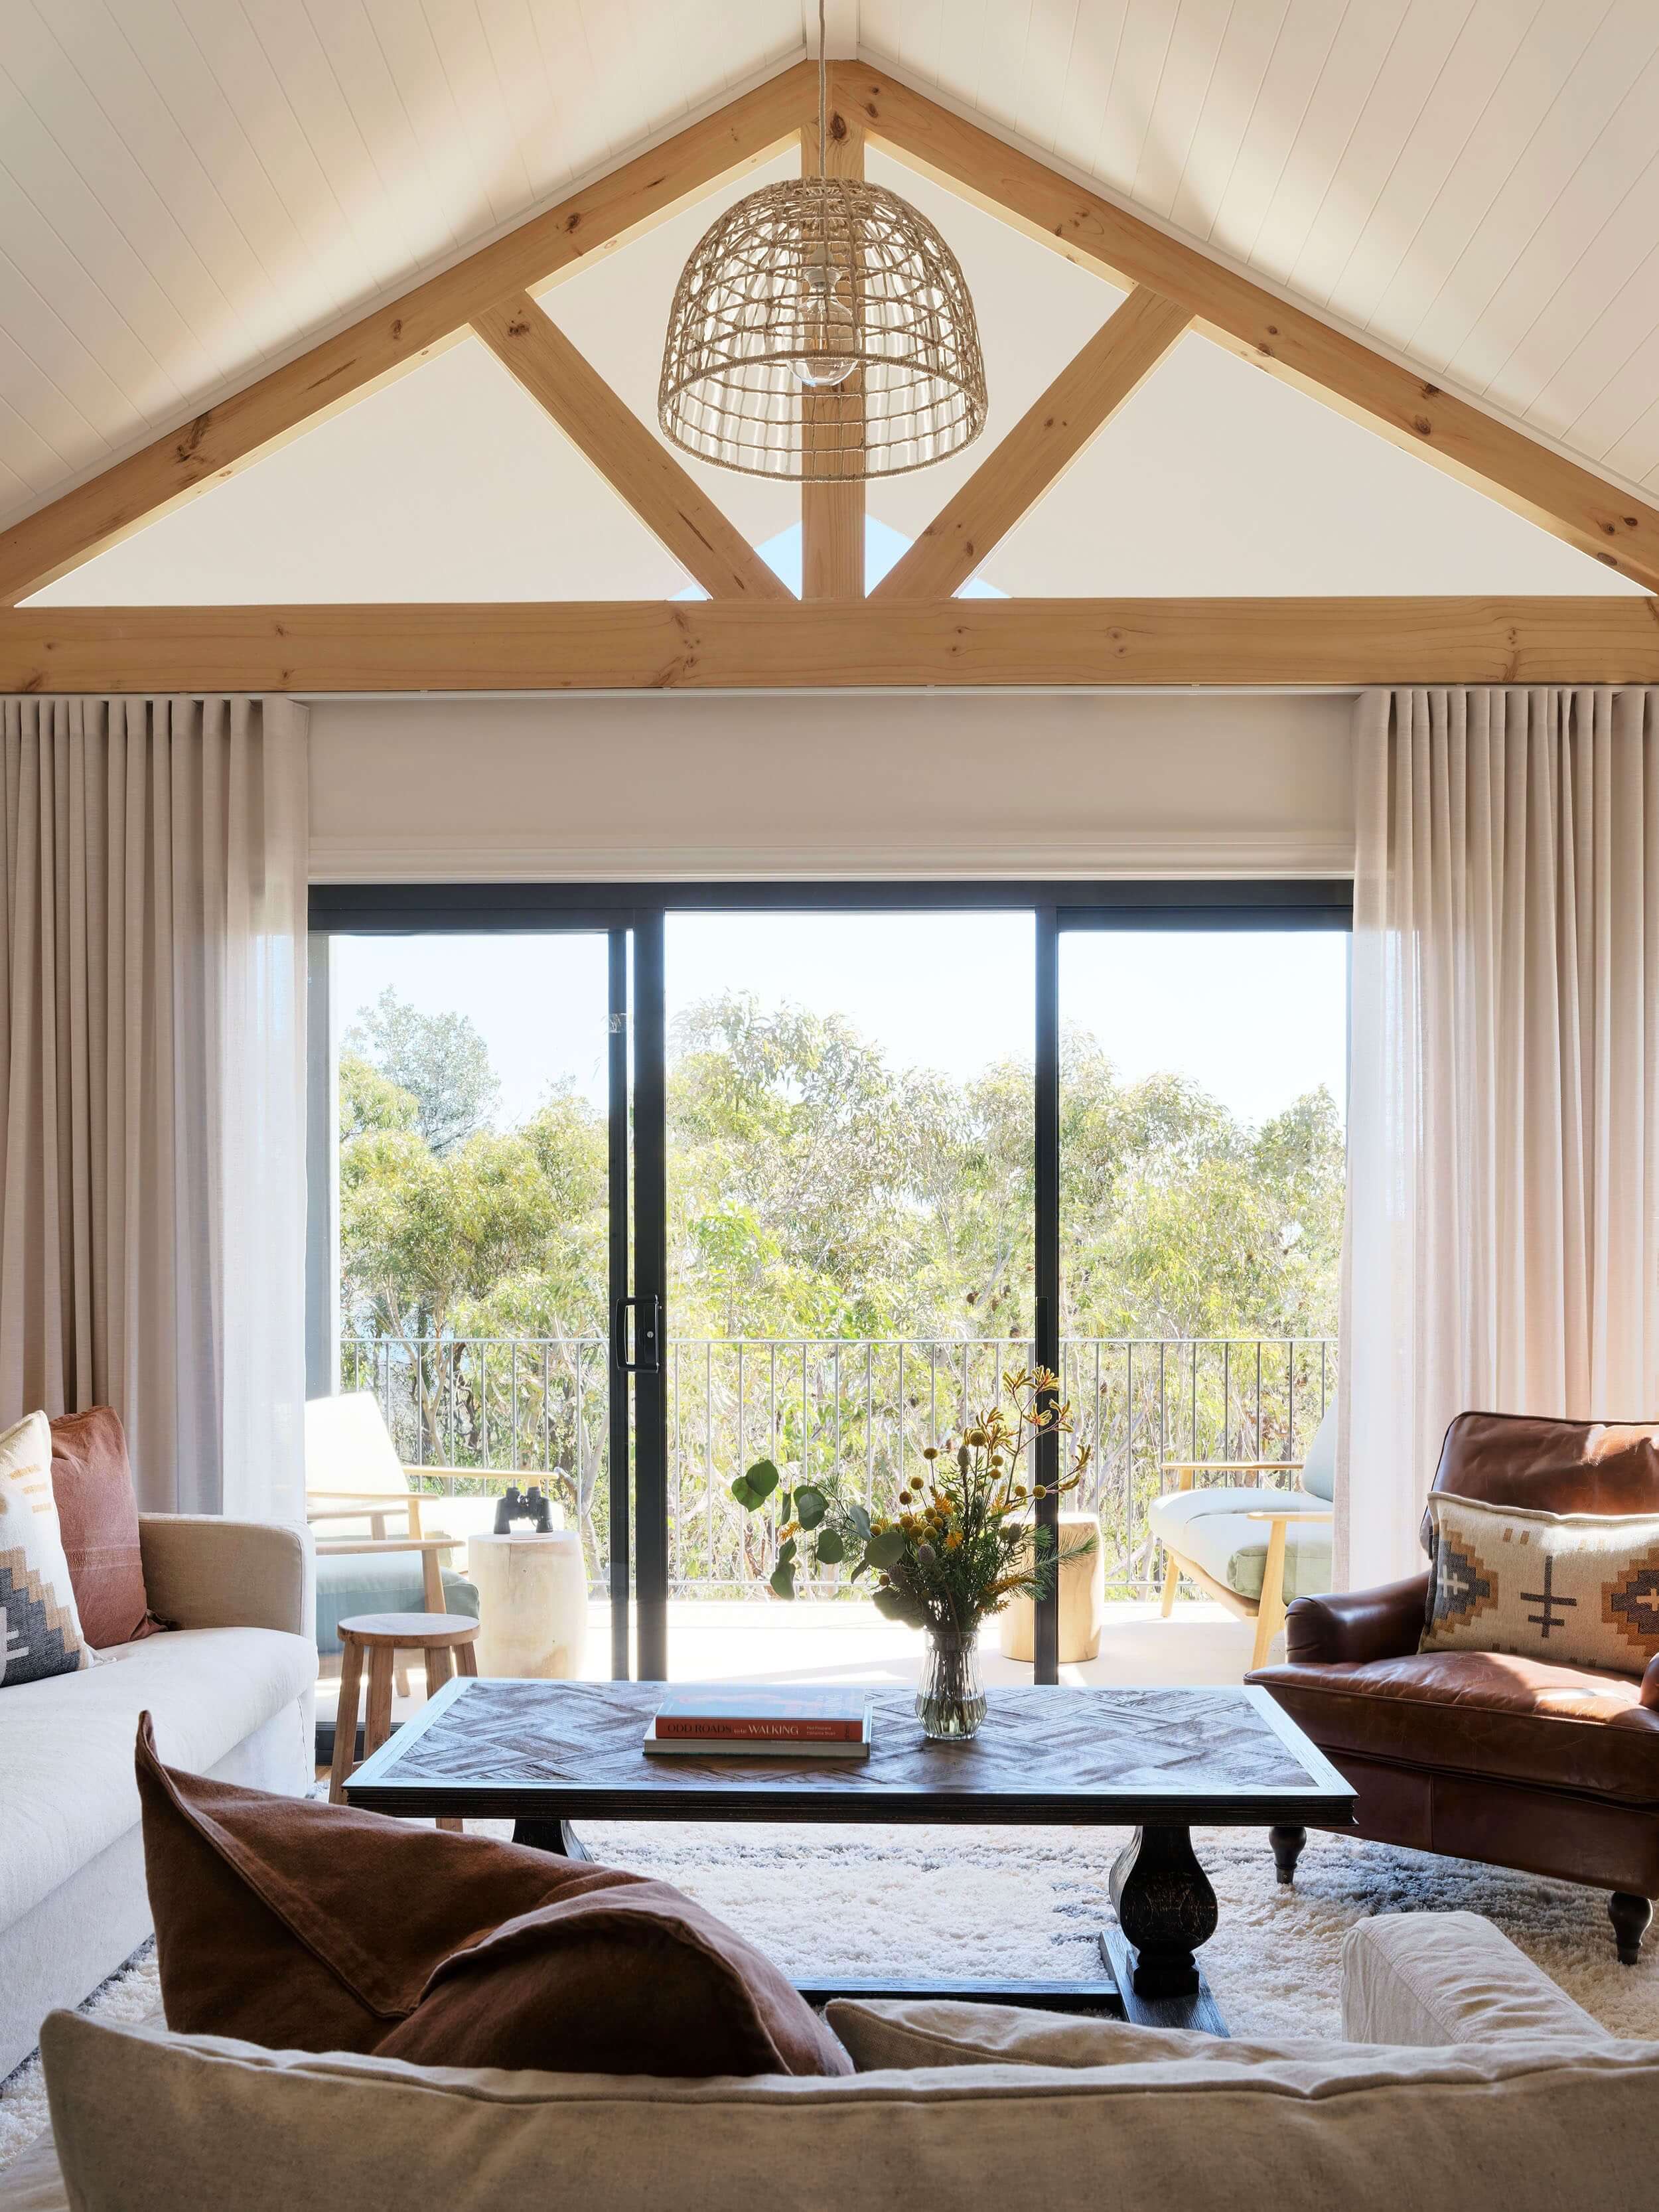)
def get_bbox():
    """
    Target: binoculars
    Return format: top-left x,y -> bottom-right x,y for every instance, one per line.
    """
492,1484 -> 555,1534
